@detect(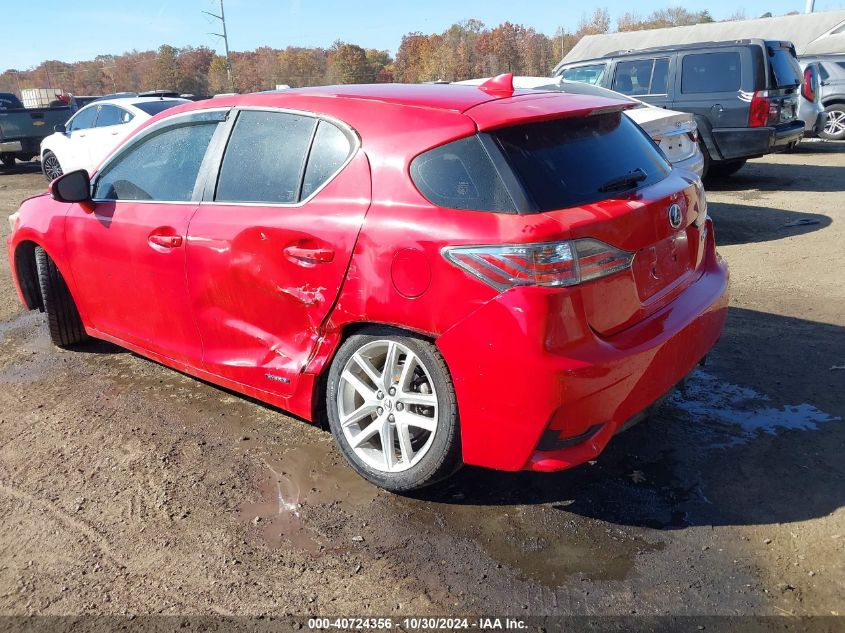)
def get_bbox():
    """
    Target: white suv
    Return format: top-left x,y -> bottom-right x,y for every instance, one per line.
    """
40,97 -> 188,181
